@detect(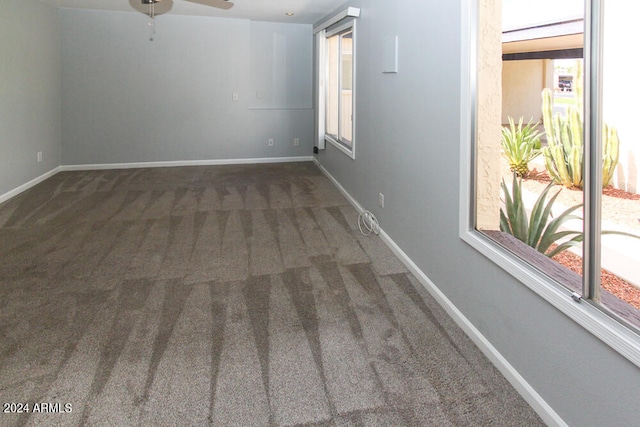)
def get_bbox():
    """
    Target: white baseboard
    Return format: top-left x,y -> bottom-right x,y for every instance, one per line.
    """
314,160 -> 566,427
0,167 -> 62,205
314,160 -> 365,213
1,157 -> 314,205
60,156 -> 314,171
